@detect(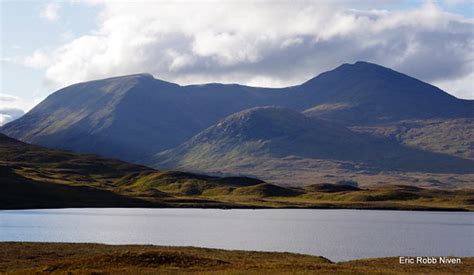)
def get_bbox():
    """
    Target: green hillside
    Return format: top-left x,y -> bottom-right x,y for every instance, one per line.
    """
0,133 -> 262,209
154,107 -> 474,187
1,133 -> 472,211
351,118 -> 474,160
